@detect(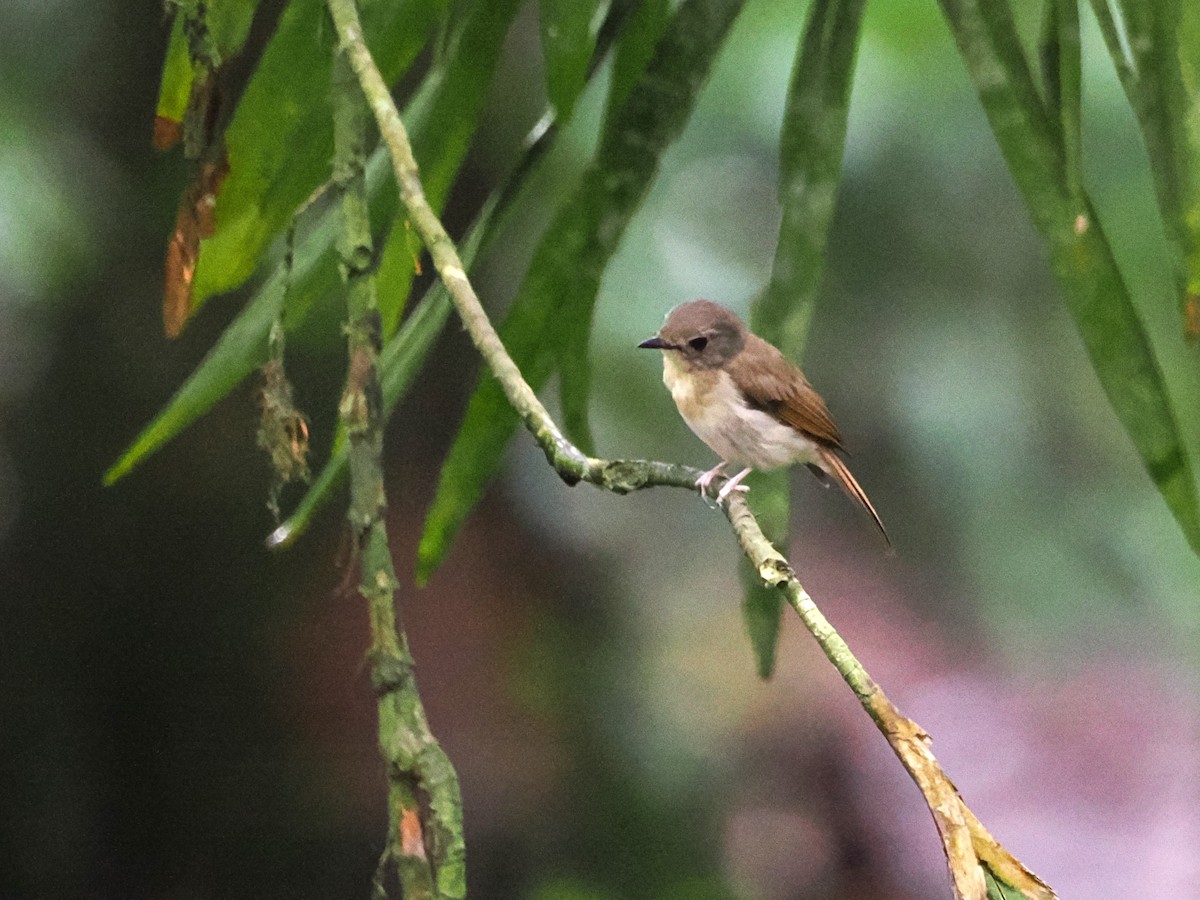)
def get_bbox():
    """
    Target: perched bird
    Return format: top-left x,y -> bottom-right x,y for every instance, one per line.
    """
639,299 -> 887,544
